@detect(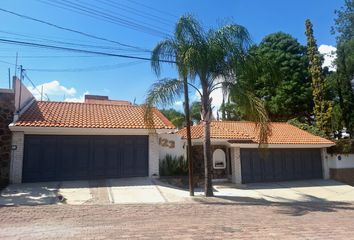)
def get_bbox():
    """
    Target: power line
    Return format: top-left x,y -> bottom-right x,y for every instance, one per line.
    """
26,60 -> 144,72
0,38 -> 177,64
0,55 -> 129,58
23,71 -> 49,100
37,0 -> 171,38
75,0 -> 172,32
127,0 -> 179,18
0,35 -> 148,53
97,0 -> 174,27
0,7 -> 148,51
0,30 -> 149,52
0,59 -> 16,66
